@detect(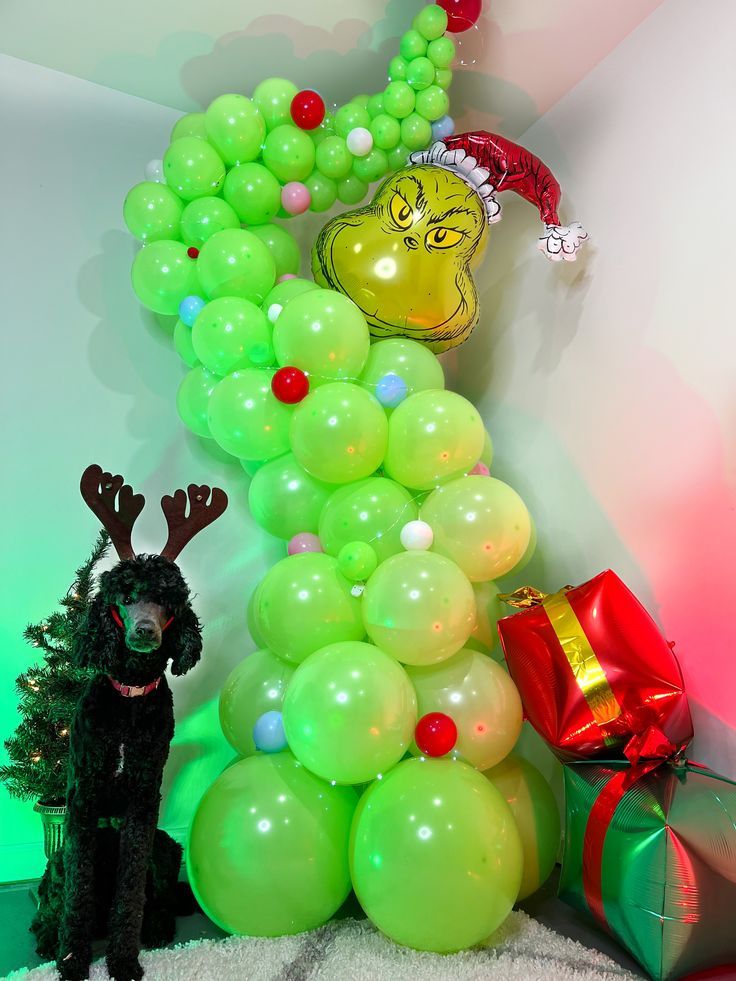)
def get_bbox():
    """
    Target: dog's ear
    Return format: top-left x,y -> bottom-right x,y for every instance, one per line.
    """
168,604 -> 202,676
73,592 -> 118,672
